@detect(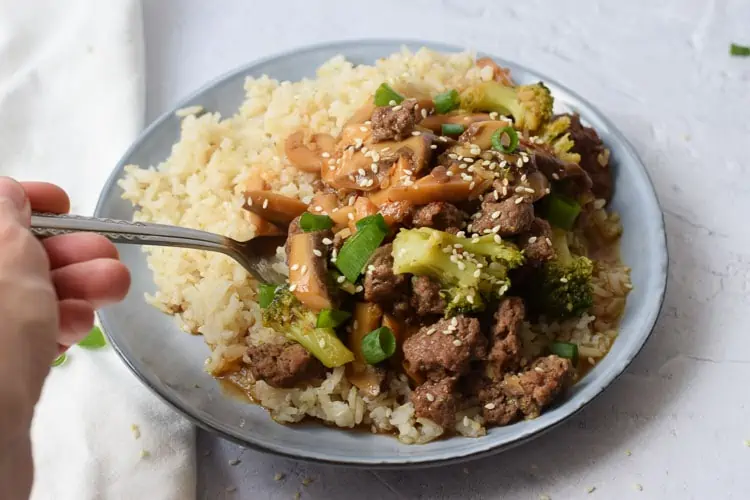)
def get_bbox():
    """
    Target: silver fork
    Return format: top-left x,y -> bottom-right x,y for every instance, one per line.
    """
30,212 -> 287,284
